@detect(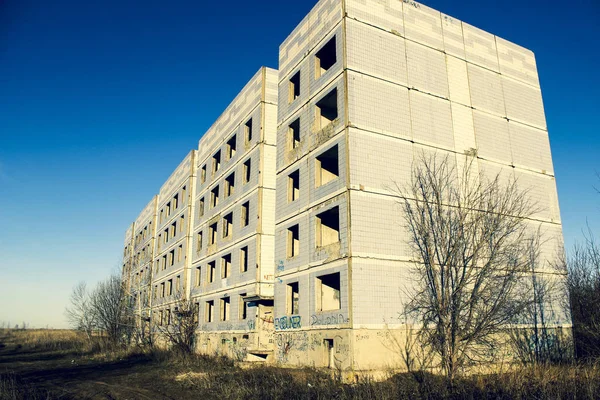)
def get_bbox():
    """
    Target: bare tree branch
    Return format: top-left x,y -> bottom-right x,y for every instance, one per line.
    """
396,153 -> 543,381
